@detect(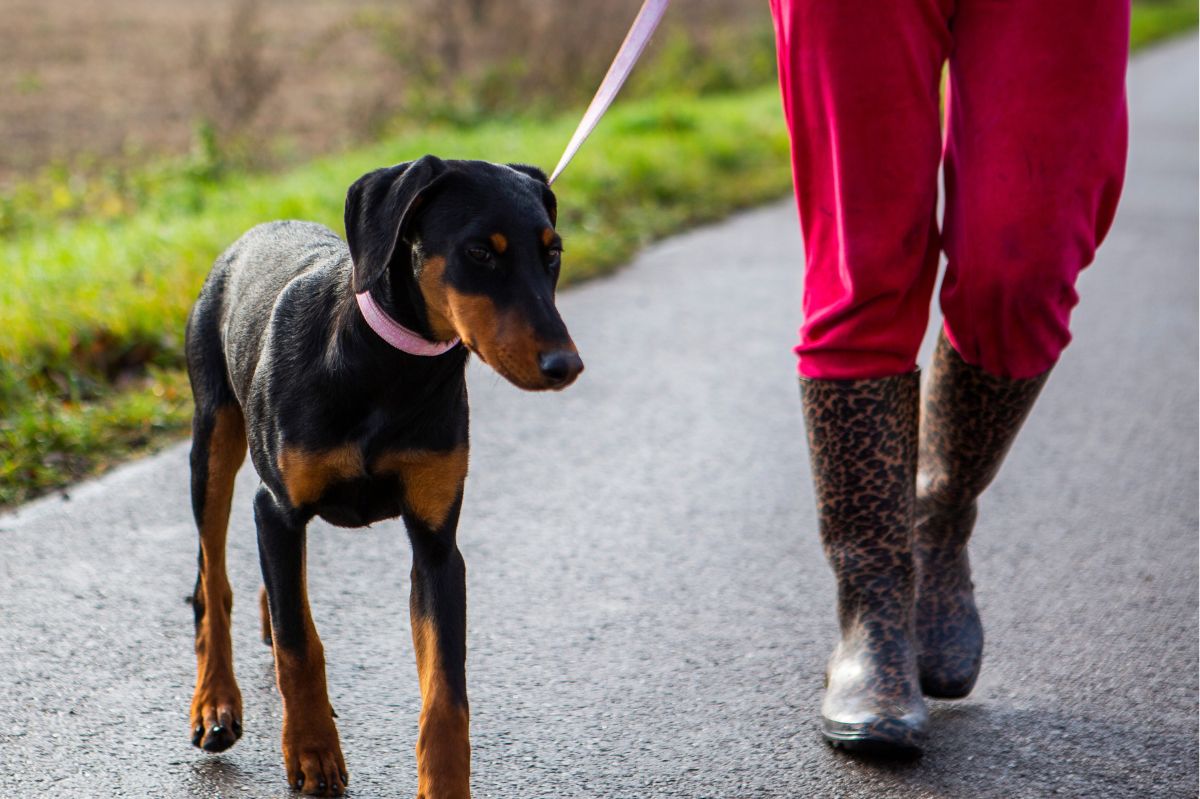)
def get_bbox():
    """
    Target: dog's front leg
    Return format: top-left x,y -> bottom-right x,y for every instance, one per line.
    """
409,517 -> 470,799
398,450 -> 471,799
255,486 -> 348,797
